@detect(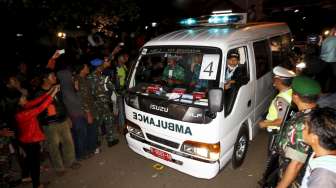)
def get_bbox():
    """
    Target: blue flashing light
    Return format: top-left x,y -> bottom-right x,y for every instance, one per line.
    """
209,28 -> 230,34
180,18 -> 197,26
179,13 -> 246,27
208,15 -> 242,25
